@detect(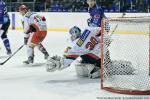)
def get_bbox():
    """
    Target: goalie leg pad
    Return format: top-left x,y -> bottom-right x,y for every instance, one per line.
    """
75,63 -> 100,79
88,68 -> 100,79
87,65 -> 100,79
75,63 -> 89,77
